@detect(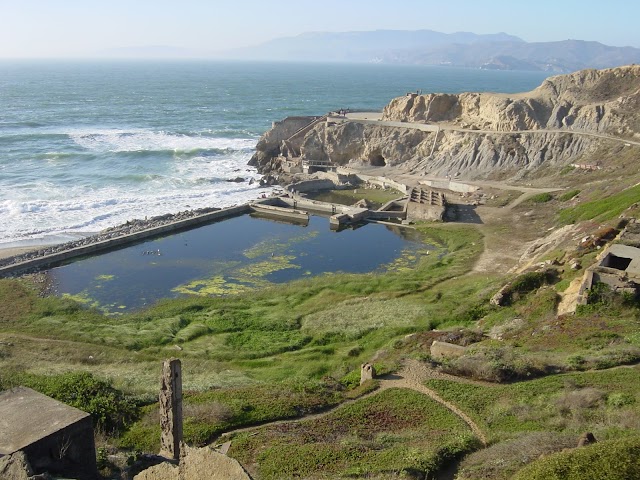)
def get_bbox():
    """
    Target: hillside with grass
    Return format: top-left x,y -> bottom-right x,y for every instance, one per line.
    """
3,68 -> 640,479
